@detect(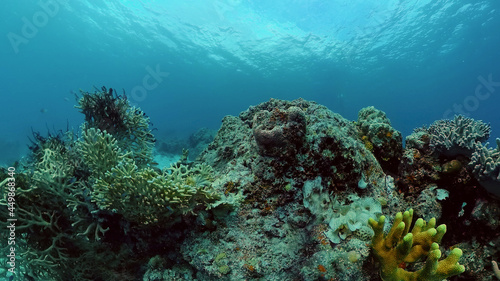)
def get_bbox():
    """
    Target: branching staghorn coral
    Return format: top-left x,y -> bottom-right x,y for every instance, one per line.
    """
469,138 -> 500,197
92,159 -> 218,225
0,133 -> 98,278
429,115 -> 490,157
30,131 -> 77,182
77,125 -> 129,177
0,176 -> 73,279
